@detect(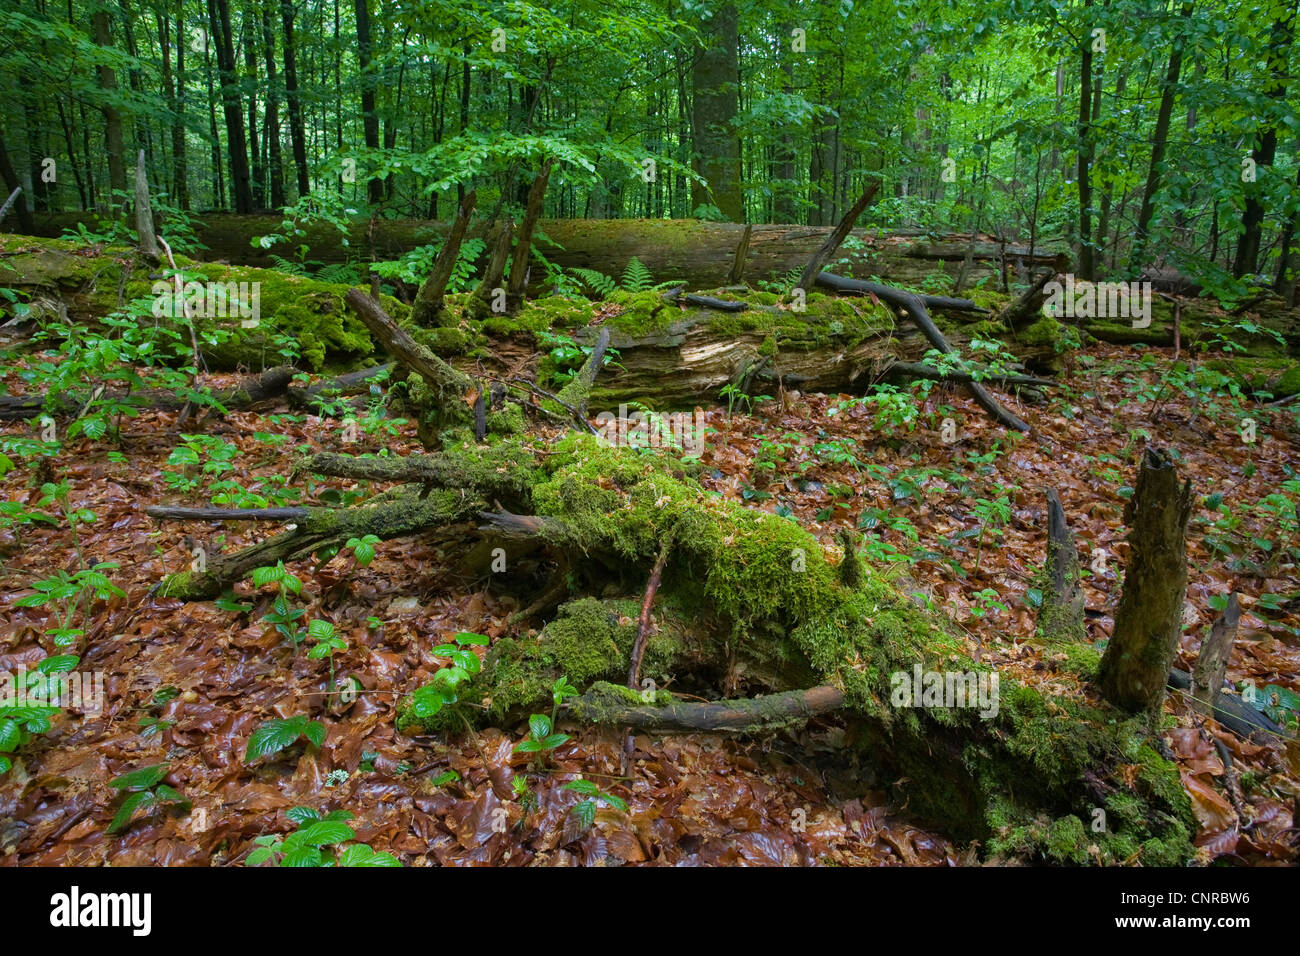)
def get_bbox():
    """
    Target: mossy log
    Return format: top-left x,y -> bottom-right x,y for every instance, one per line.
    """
567,681 -> 845,732
18,213 -> 1068,289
